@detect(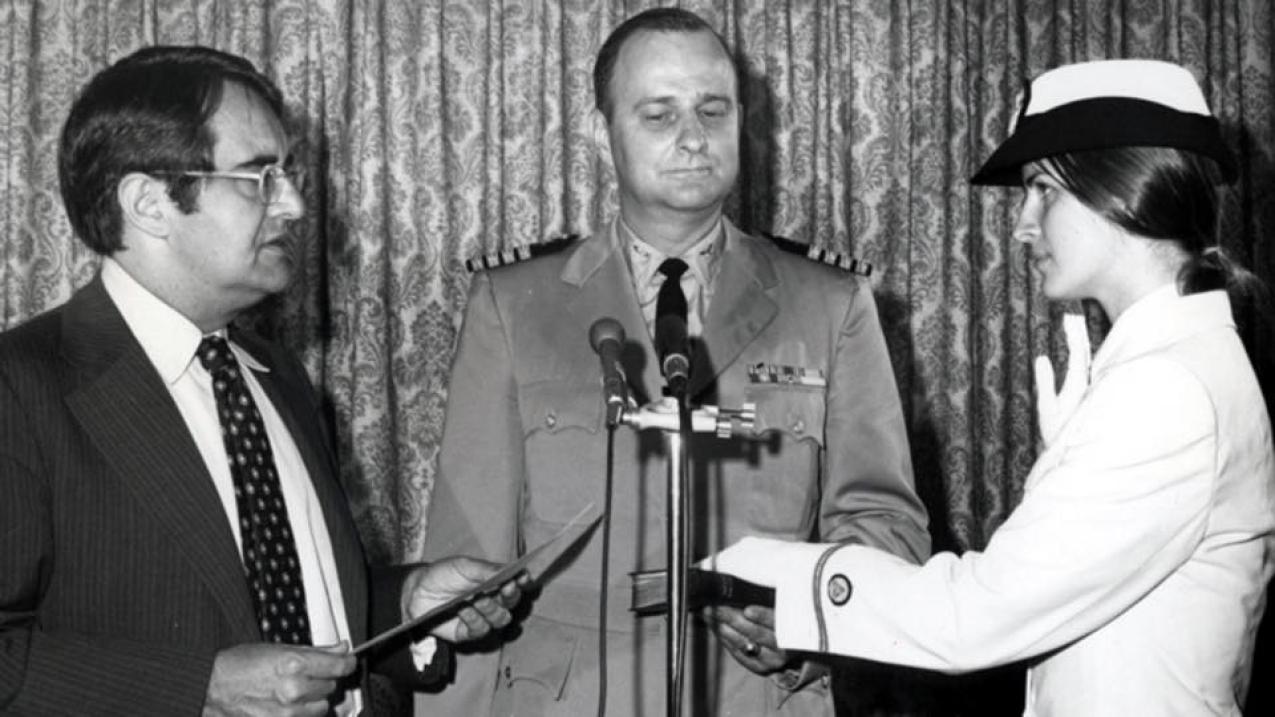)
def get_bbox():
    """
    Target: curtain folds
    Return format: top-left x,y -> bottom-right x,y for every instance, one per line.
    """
3,1 -> 1272,568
